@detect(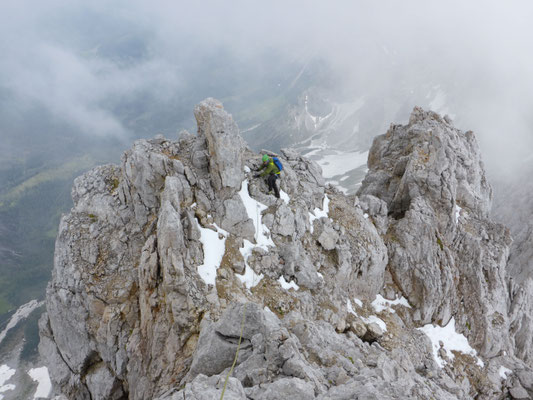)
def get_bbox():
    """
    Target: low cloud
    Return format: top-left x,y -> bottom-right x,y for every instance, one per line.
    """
1,0 -> 532,172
